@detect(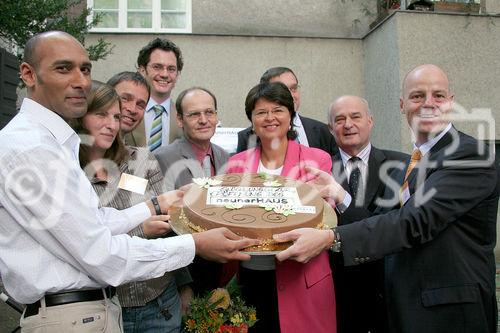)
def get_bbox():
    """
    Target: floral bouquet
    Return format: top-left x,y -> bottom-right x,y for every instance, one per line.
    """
183,277 -> 257,333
